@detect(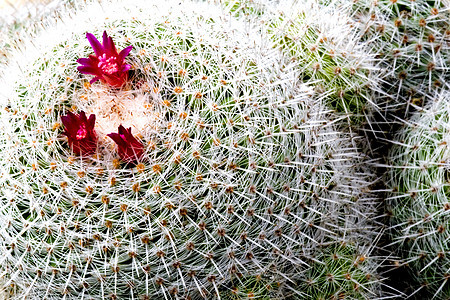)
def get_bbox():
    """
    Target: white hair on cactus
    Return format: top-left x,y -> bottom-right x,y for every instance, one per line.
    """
236,0 -> 381,125
73,85 -> 162,145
